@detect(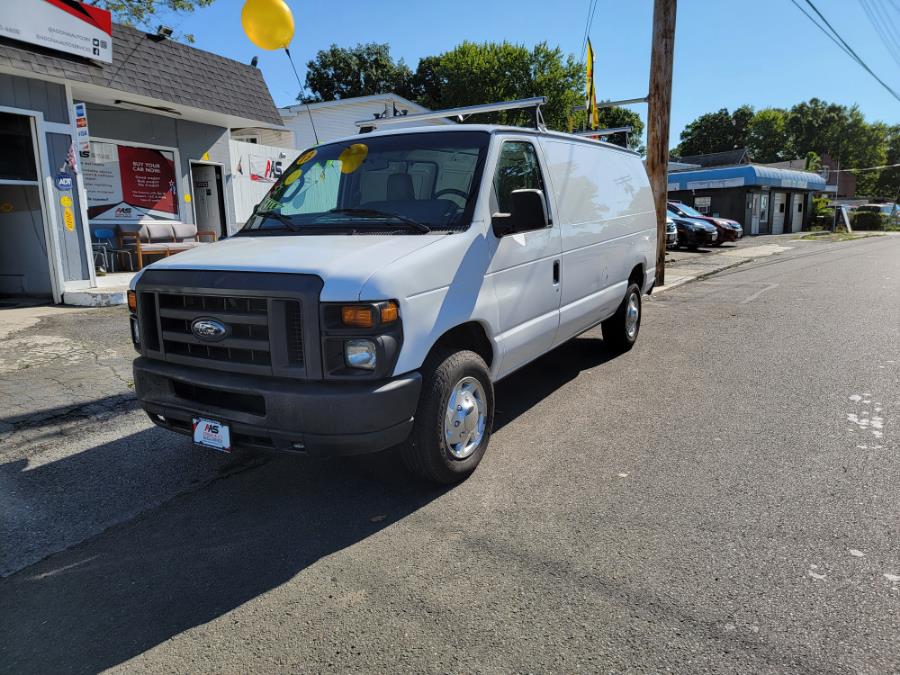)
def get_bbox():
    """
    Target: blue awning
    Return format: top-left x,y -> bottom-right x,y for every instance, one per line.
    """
667,164 -> 827,192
